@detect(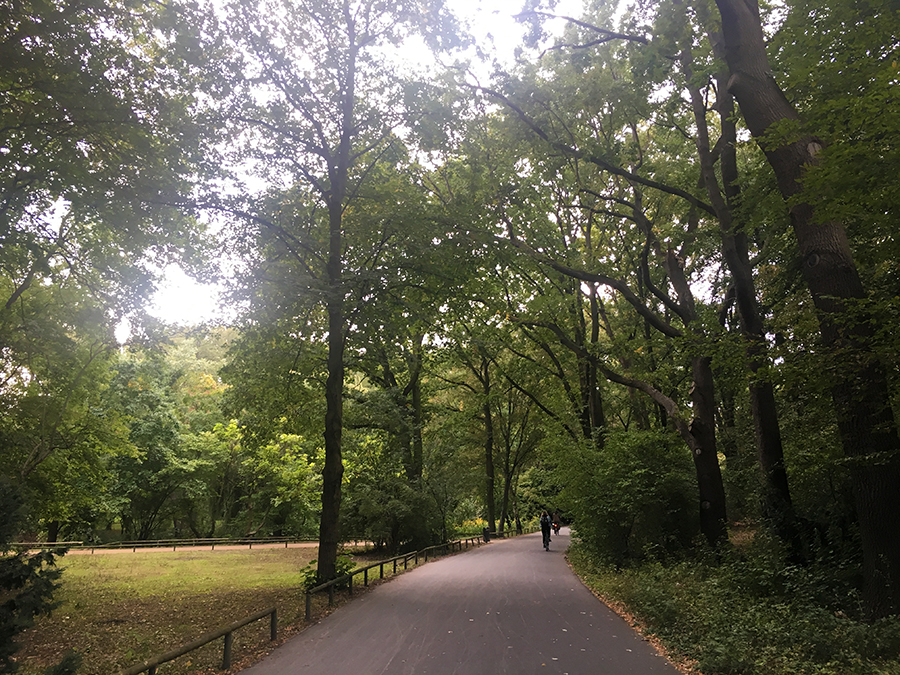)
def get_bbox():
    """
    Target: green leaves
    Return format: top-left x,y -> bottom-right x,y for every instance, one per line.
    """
0,477 -> 68,673
557,431 -> 699,564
